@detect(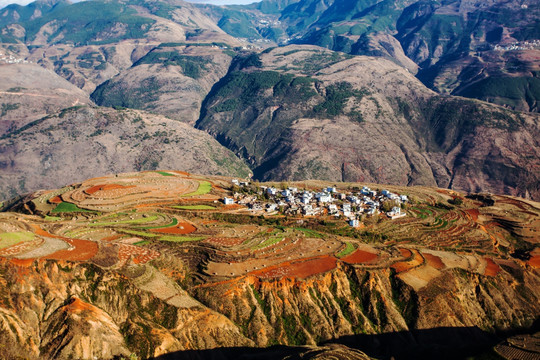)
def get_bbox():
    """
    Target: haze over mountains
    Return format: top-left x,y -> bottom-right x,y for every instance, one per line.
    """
0,0 -> 538,201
